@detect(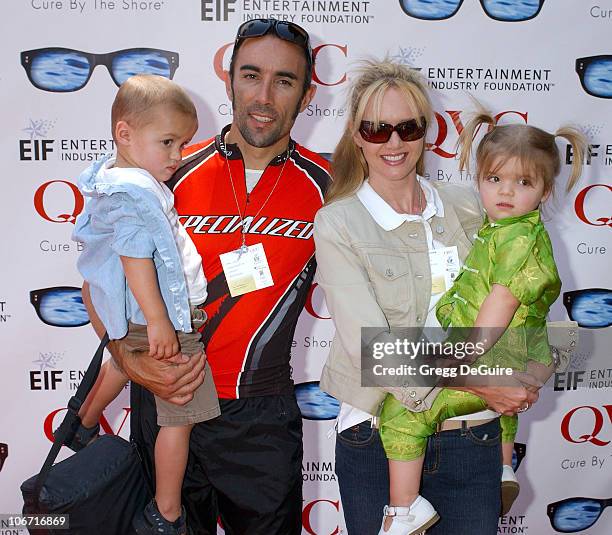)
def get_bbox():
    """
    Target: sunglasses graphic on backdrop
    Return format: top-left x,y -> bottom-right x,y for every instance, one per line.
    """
563,289 -> 612,329
359,118 -> 427,144
511,442 -> 526,472
0,443 -> 7,473
547,497 -> 611,533
20,48 -> 179,92
30,286 -> 89,327
575,56 -> 612,99
295,381 -> 340,420
398,0 -> 545,21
